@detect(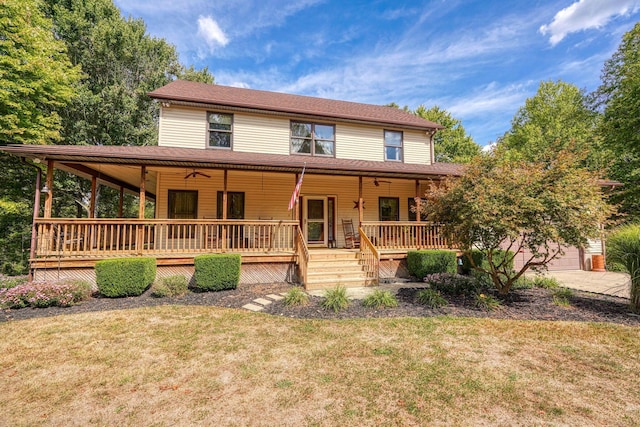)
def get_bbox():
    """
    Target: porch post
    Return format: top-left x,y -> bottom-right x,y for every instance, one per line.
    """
29,167 -> 42,280
138,166 -> 146,219
222,170 -> 228,250
136,166 -> 146,253
293,173 -> 299,221
89,176 -> 97,218
358,176 -> 363,227
44,161 -> 54,219
118,187 -> 124,218
415,179 -> 422,248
